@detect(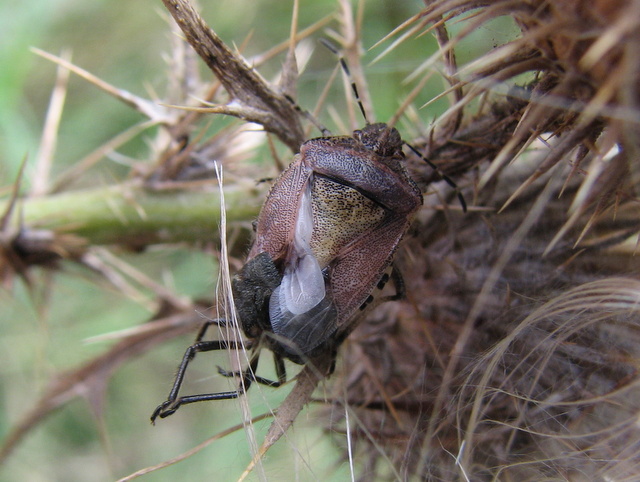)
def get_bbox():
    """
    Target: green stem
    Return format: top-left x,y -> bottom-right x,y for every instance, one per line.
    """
7,182 -> 264,246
